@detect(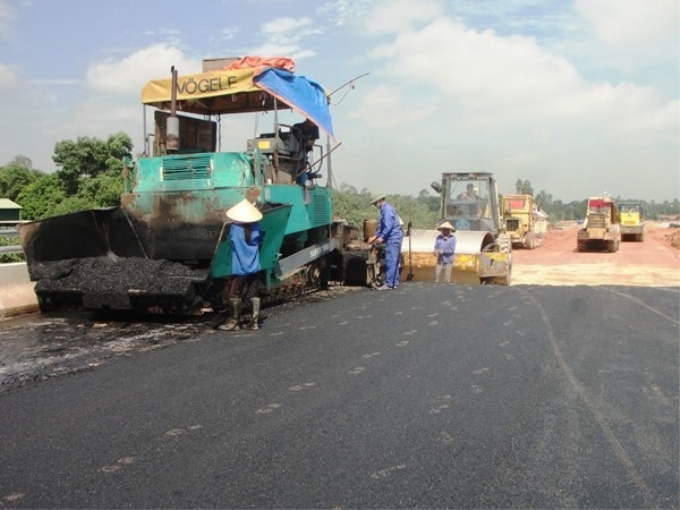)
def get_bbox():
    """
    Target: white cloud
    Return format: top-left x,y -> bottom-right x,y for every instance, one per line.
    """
336,3 -> 679,201
85,44 -> 201,95
245,17 -> 322,60
0,61 -> 19,87
575,0 -> 679,77
575,0 -> 679,49
318,0 -> 377,27
261,17 -> 318,38
0,0 -> 15,39
0,44 -> 204,170
1,1 -> 676,203
367,0 -> 443,34
346,84 -> 437,127
219,27 -> 239,41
